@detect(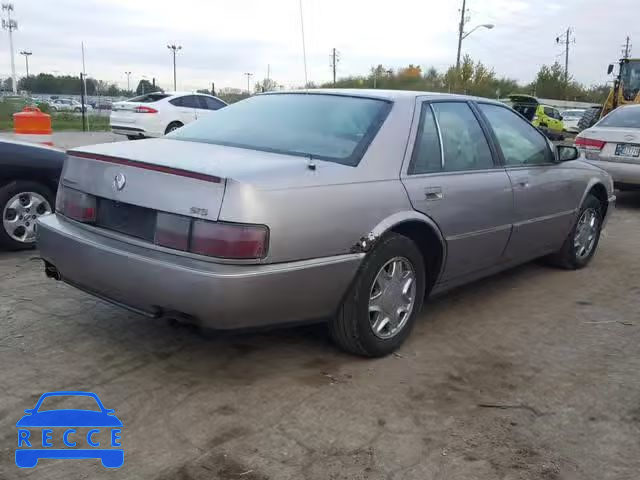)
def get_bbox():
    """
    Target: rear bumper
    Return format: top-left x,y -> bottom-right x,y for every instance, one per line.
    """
585,159 -> 640,187
36,214 -> 362,329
